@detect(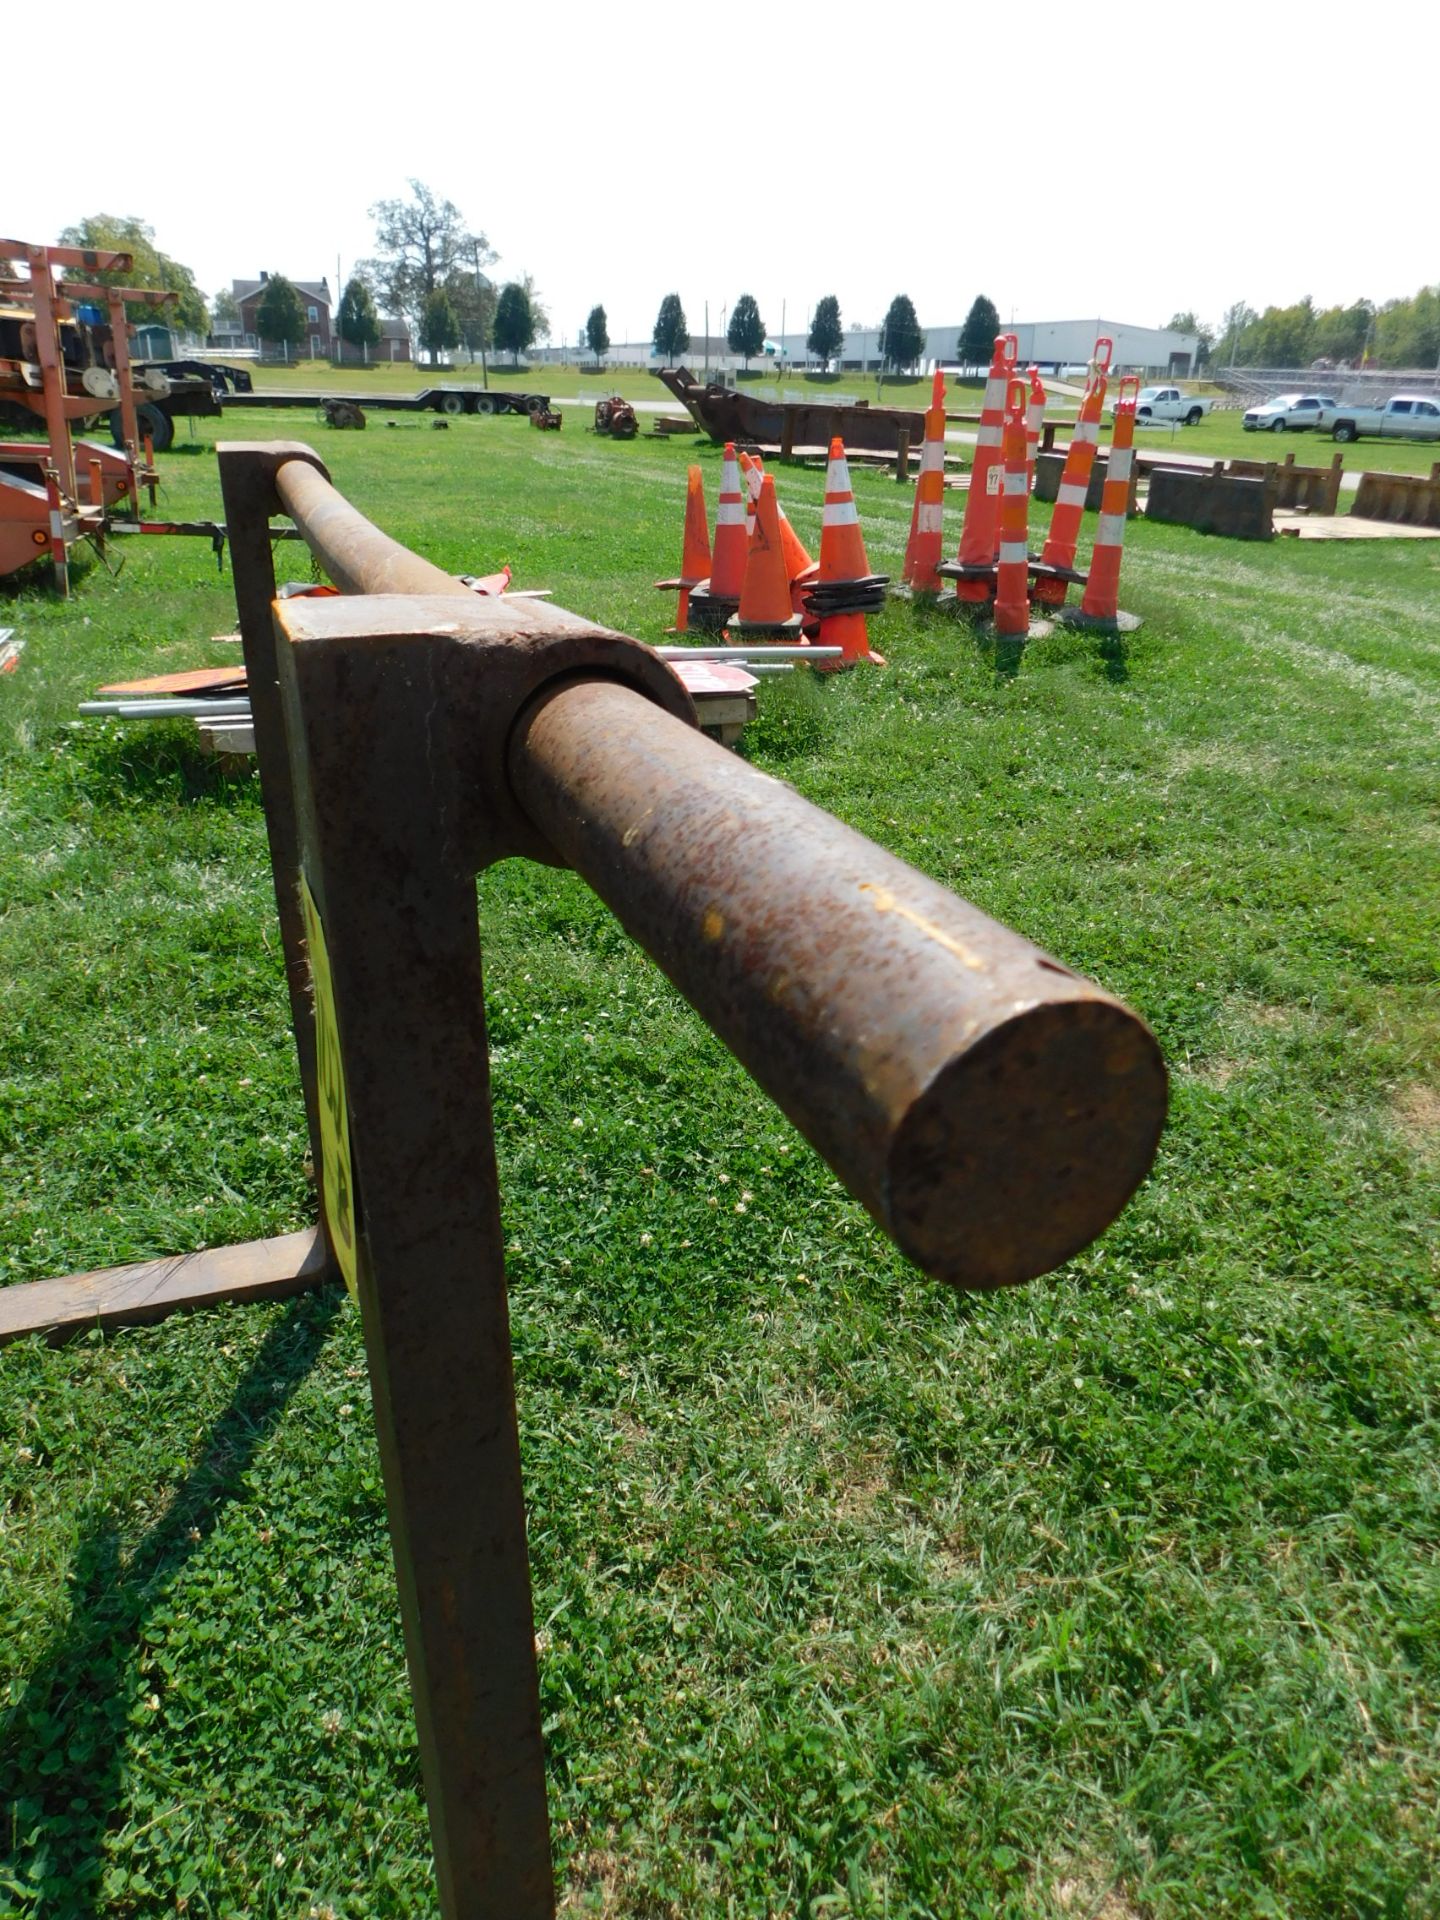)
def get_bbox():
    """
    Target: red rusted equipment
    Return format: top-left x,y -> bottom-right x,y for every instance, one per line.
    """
0,237 -> 182,586
4,441 -> 1168,1915
593,394 -> 638,438
528,403 -> 563,430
